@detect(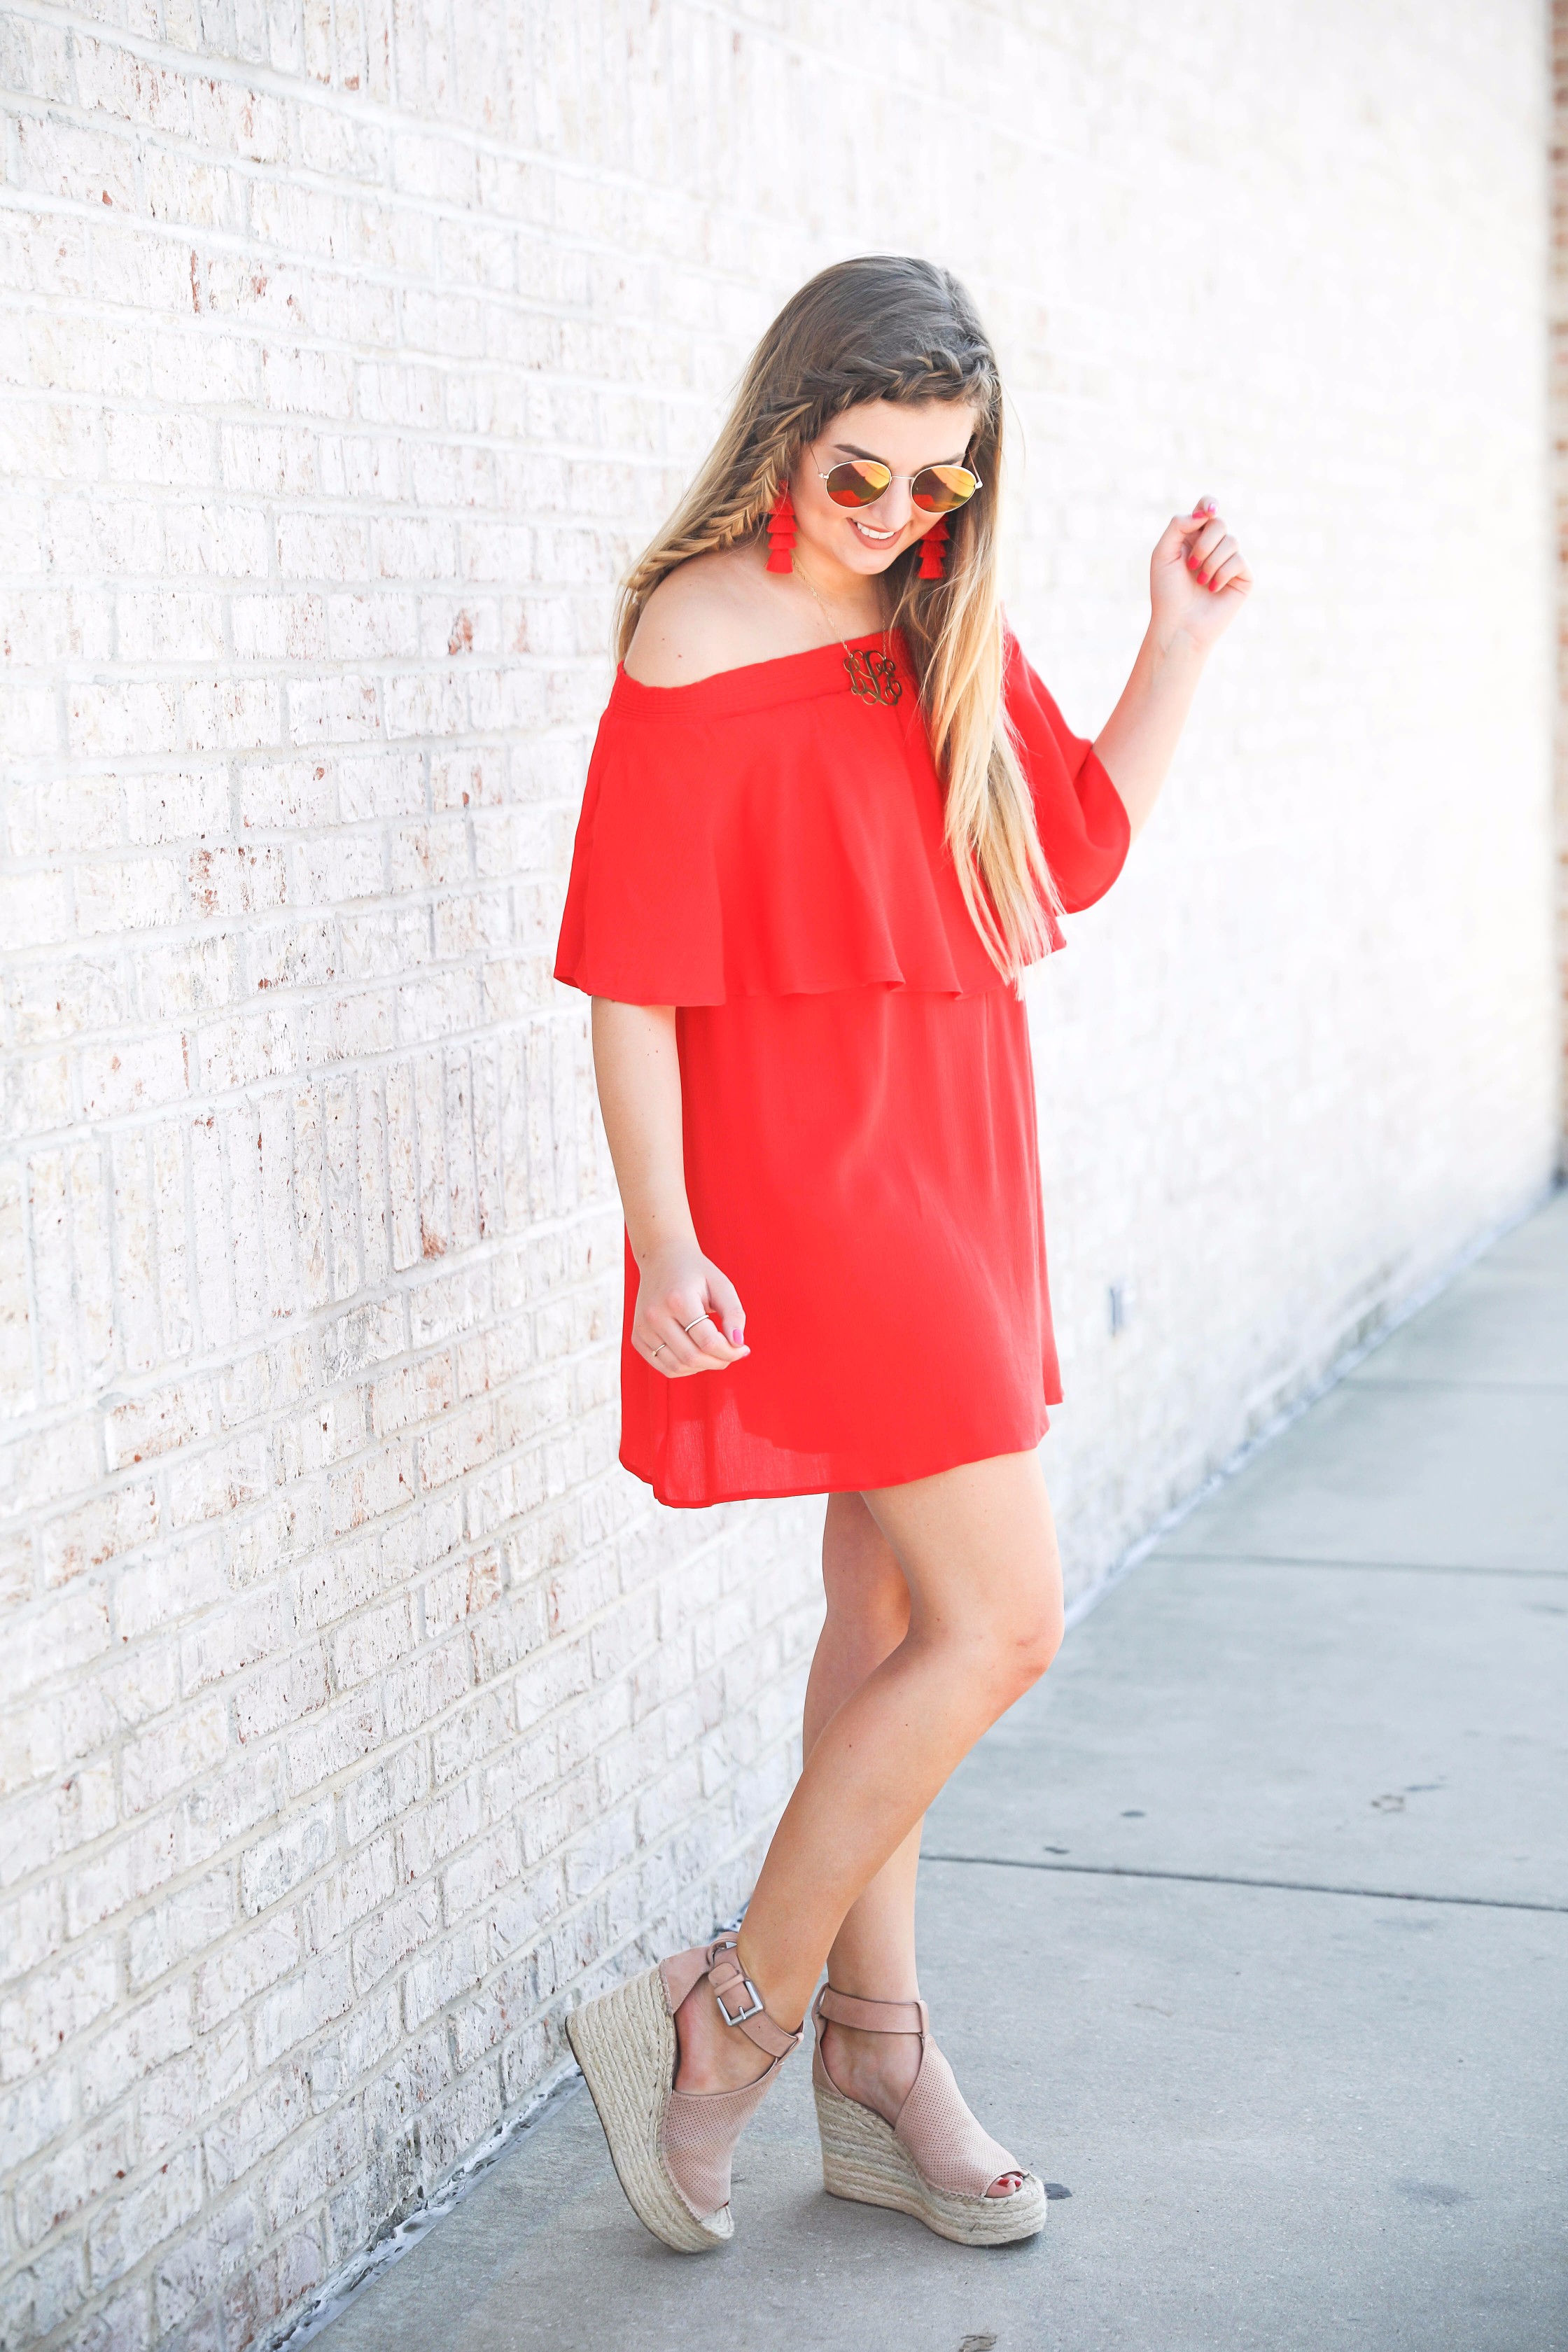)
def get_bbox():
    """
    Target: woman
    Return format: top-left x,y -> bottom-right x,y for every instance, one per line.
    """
555,255 -> 1250,2253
